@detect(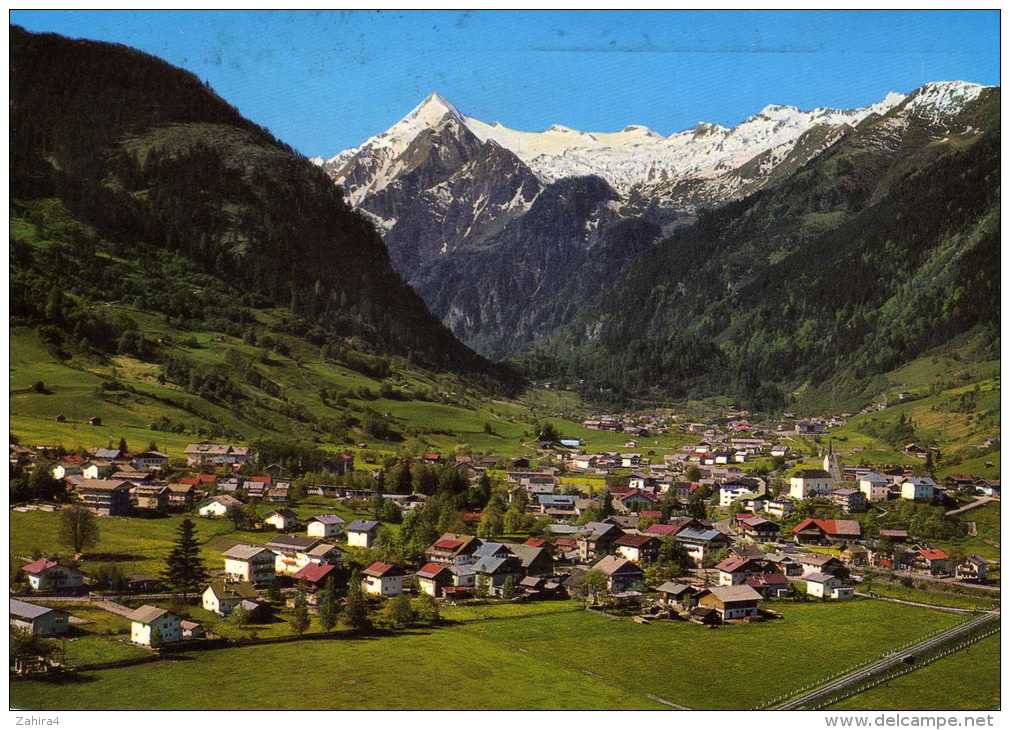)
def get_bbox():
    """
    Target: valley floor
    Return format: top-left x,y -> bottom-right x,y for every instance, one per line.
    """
9,599 -> 984,711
